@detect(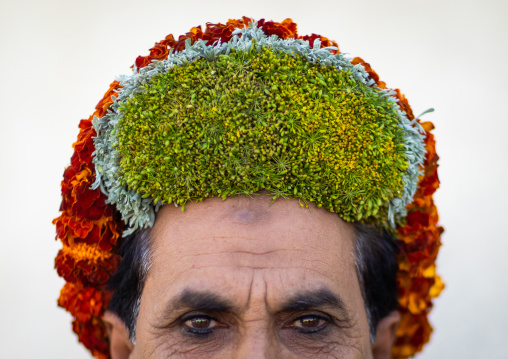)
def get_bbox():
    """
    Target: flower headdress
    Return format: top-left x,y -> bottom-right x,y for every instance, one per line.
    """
53,17 -> 443,359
